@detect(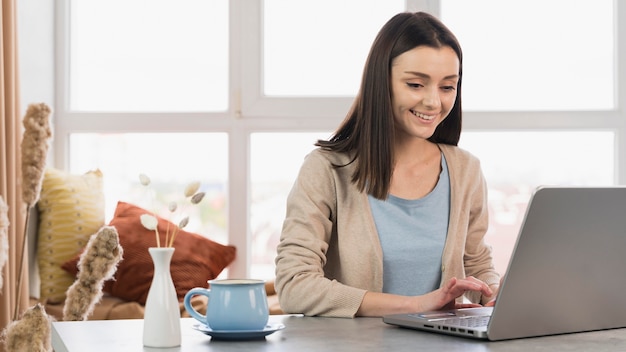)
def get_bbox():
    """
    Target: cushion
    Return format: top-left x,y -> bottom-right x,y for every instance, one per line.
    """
62,201 -> 236,305
37,168 -> 105,303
